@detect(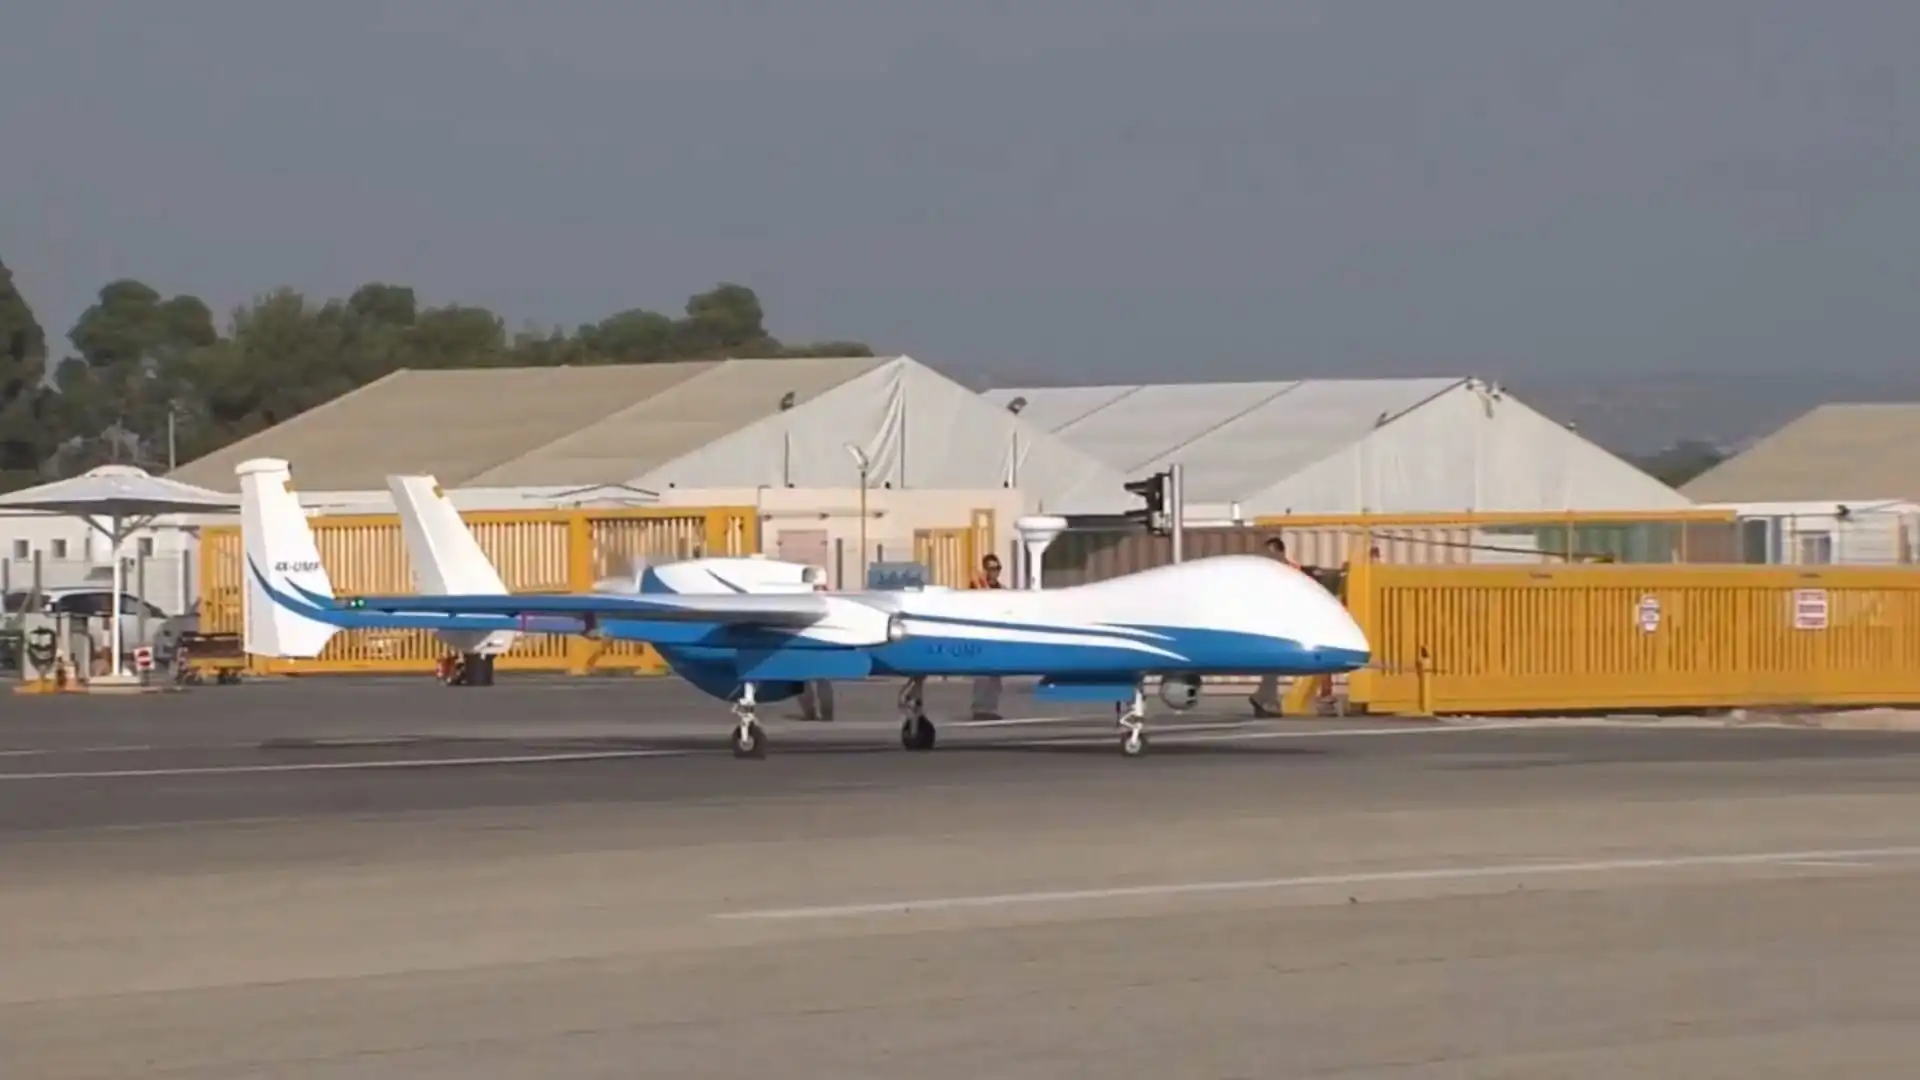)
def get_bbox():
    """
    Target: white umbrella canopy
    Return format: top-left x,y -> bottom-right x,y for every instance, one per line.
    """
0,464 -> 237,517
0,466 -> 238,677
